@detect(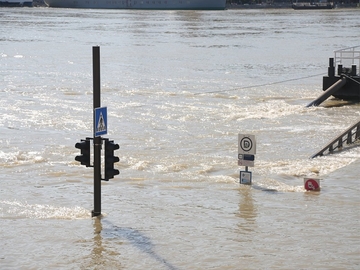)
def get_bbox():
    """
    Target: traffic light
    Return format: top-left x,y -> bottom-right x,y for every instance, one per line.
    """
104,139 -> 119,180
75,139 -> 91,167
